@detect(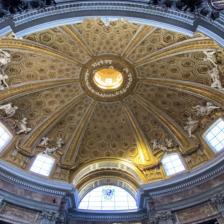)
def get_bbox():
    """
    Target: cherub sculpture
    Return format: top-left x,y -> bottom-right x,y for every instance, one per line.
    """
0,49 -> 10,90
0,73 -> 9,90
0,49 -> 11,69
16,118 -> 32,135
203,50 -> 217,67
43,146 -> 58,155
56,137 -> 64,148
151,139 -> 160,150
192,102 -> 220,117
210,67 -> 223,90
151,138 -> 175,152
42,137 -> 64,155
0,103 -> 18,117
184,116 -> 198,138
38,136 -> 50,147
